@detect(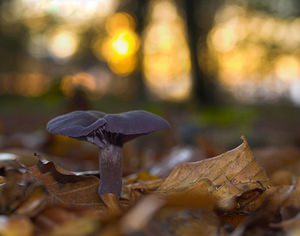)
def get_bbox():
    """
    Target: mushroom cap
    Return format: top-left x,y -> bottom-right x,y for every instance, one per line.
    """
47,110 -> 106,138
47,110 -> 170,145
